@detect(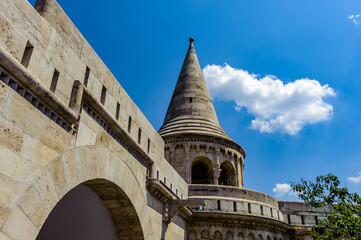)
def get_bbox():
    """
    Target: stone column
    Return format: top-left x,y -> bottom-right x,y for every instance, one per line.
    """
209,168 -> 221,185
185,147 -> 191,184
236,158 -> 242,187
